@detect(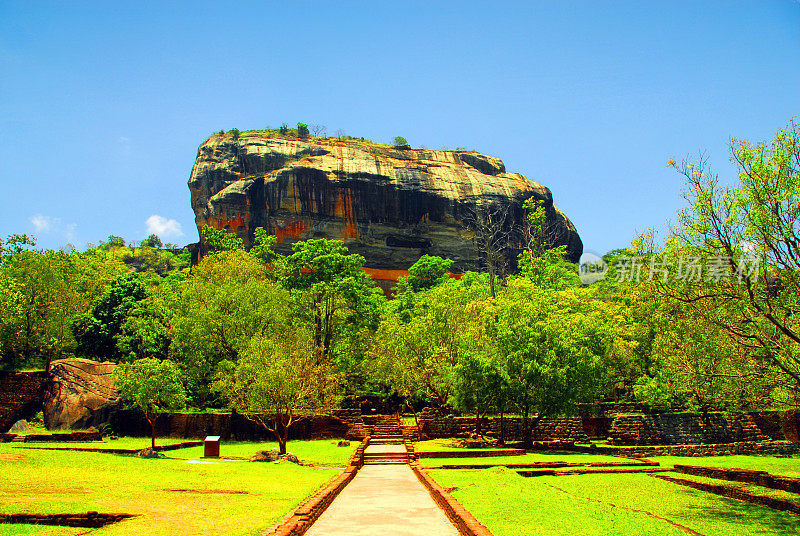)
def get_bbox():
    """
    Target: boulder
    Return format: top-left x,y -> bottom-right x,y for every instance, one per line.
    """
249,448 -> 301,464
189,134 -> 582,273
43,359 -> 120,430
250,448 -> 279,462
9,419 -> 29,433
136,447 -> 164,459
